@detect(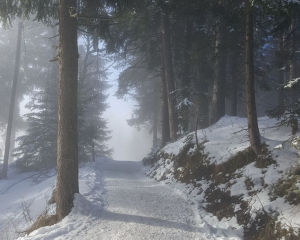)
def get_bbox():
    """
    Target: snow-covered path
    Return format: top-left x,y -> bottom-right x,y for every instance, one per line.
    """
90,159 -> 201,240
18,159 -> 237,240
